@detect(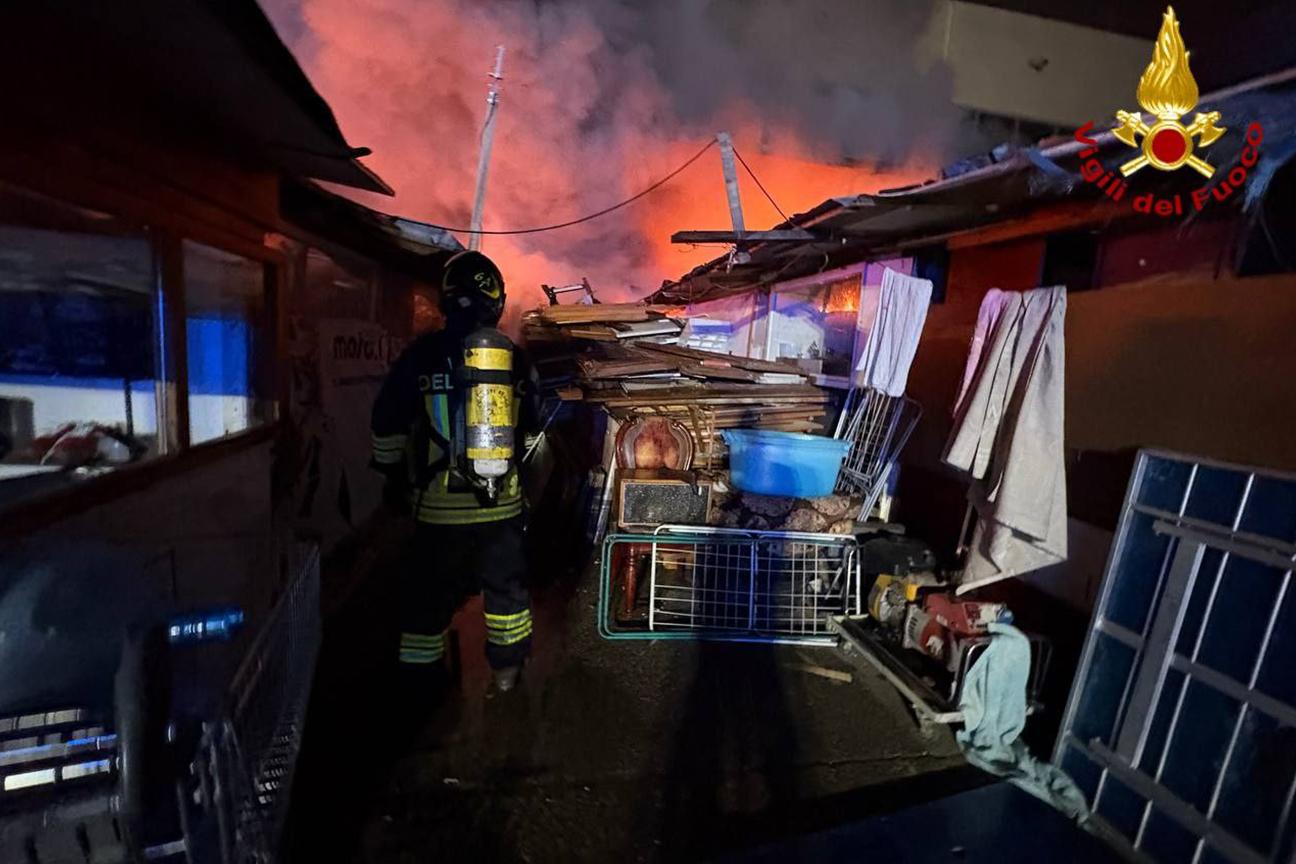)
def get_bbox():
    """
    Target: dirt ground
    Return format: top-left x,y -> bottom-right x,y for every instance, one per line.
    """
284,522 -> 974,863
